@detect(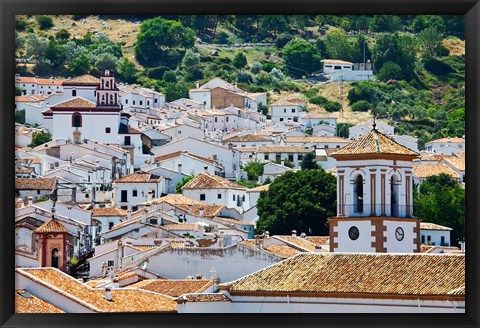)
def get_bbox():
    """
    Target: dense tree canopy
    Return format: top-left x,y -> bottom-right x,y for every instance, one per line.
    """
414,174 -> 465,245
256,169 -> 336,236
29,130 -> 52,148
282,39 -> 321,76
